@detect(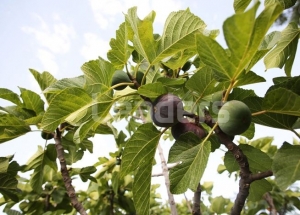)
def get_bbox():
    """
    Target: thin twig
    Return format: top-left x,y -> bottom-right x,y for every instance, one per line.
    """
291,129 -> 300,139
157,143 -> 178,215
264,192 -> 277,215
184,193 -> 192,213
151,162 -> 180,177
54,128 -> 87,215
192,183 -> 202,215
